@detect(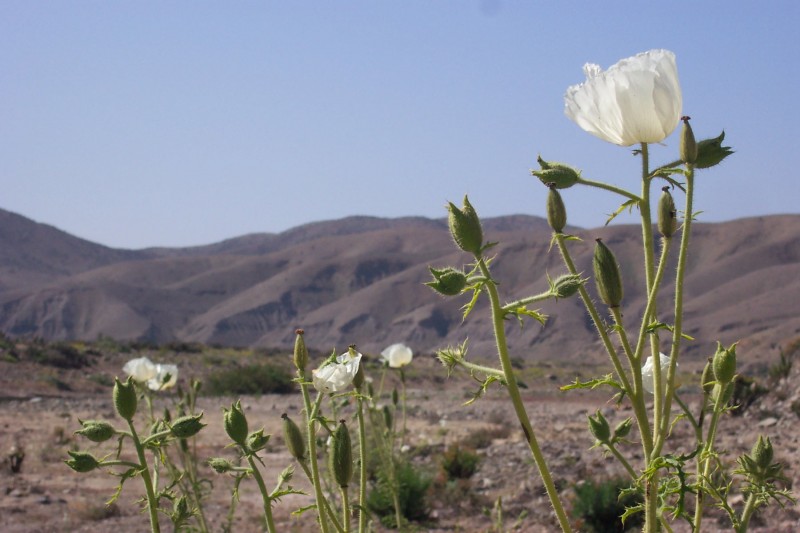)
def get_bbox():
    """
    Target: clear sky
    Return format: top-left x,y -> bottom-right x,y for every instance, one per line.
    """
2,1 -> 798,249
